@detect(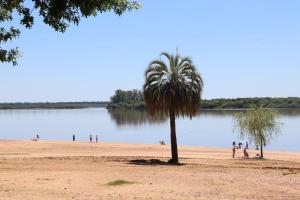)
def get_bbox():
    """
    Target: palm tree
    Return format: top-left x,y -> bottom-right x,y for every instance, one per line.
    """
143,52 -> 204,164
